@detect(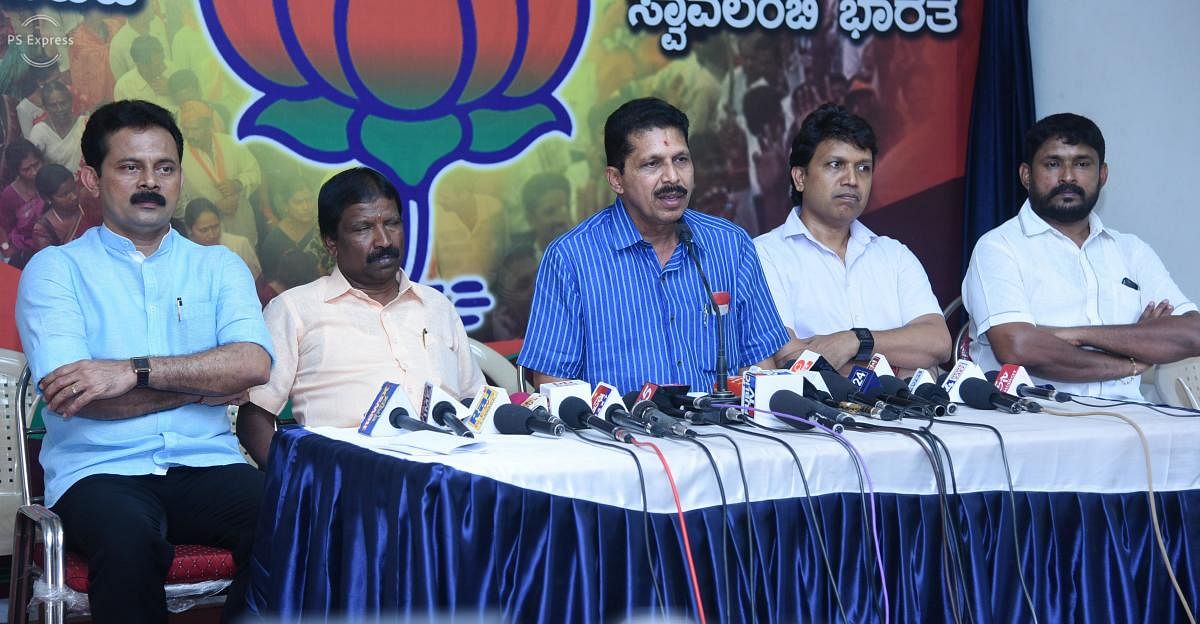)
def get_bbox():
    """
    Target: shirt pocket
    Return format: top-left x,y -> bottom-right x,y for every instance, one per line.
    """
166,298 -> 218,354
